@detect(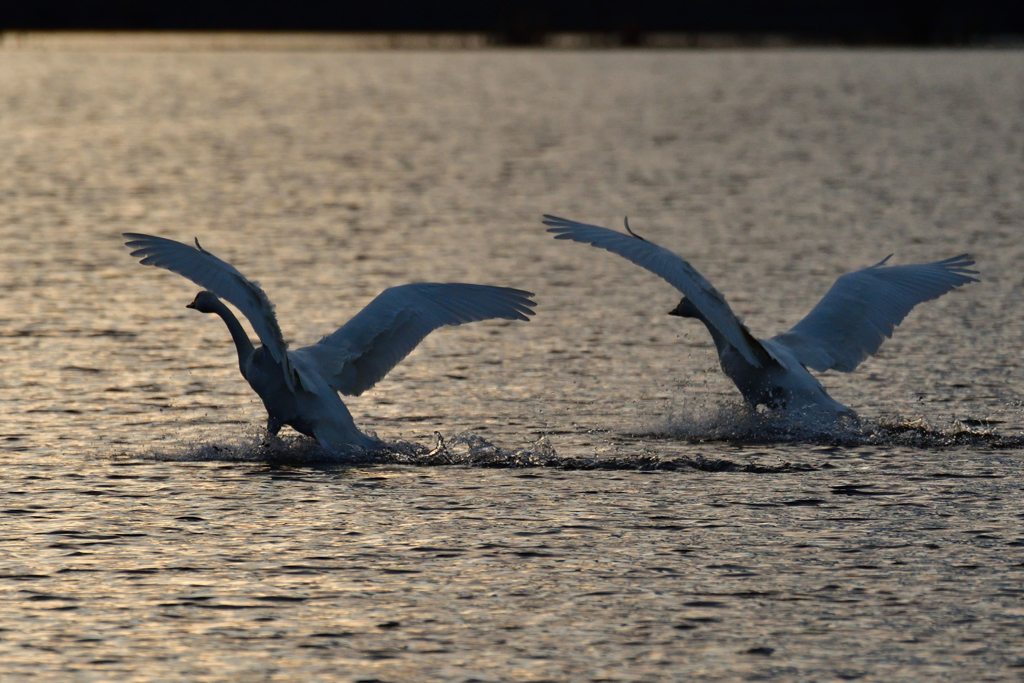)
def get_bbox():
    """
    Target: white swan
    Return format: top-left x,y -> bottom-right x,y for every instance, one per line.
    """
543,215 -> 978,418
124,233 -> 535,453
